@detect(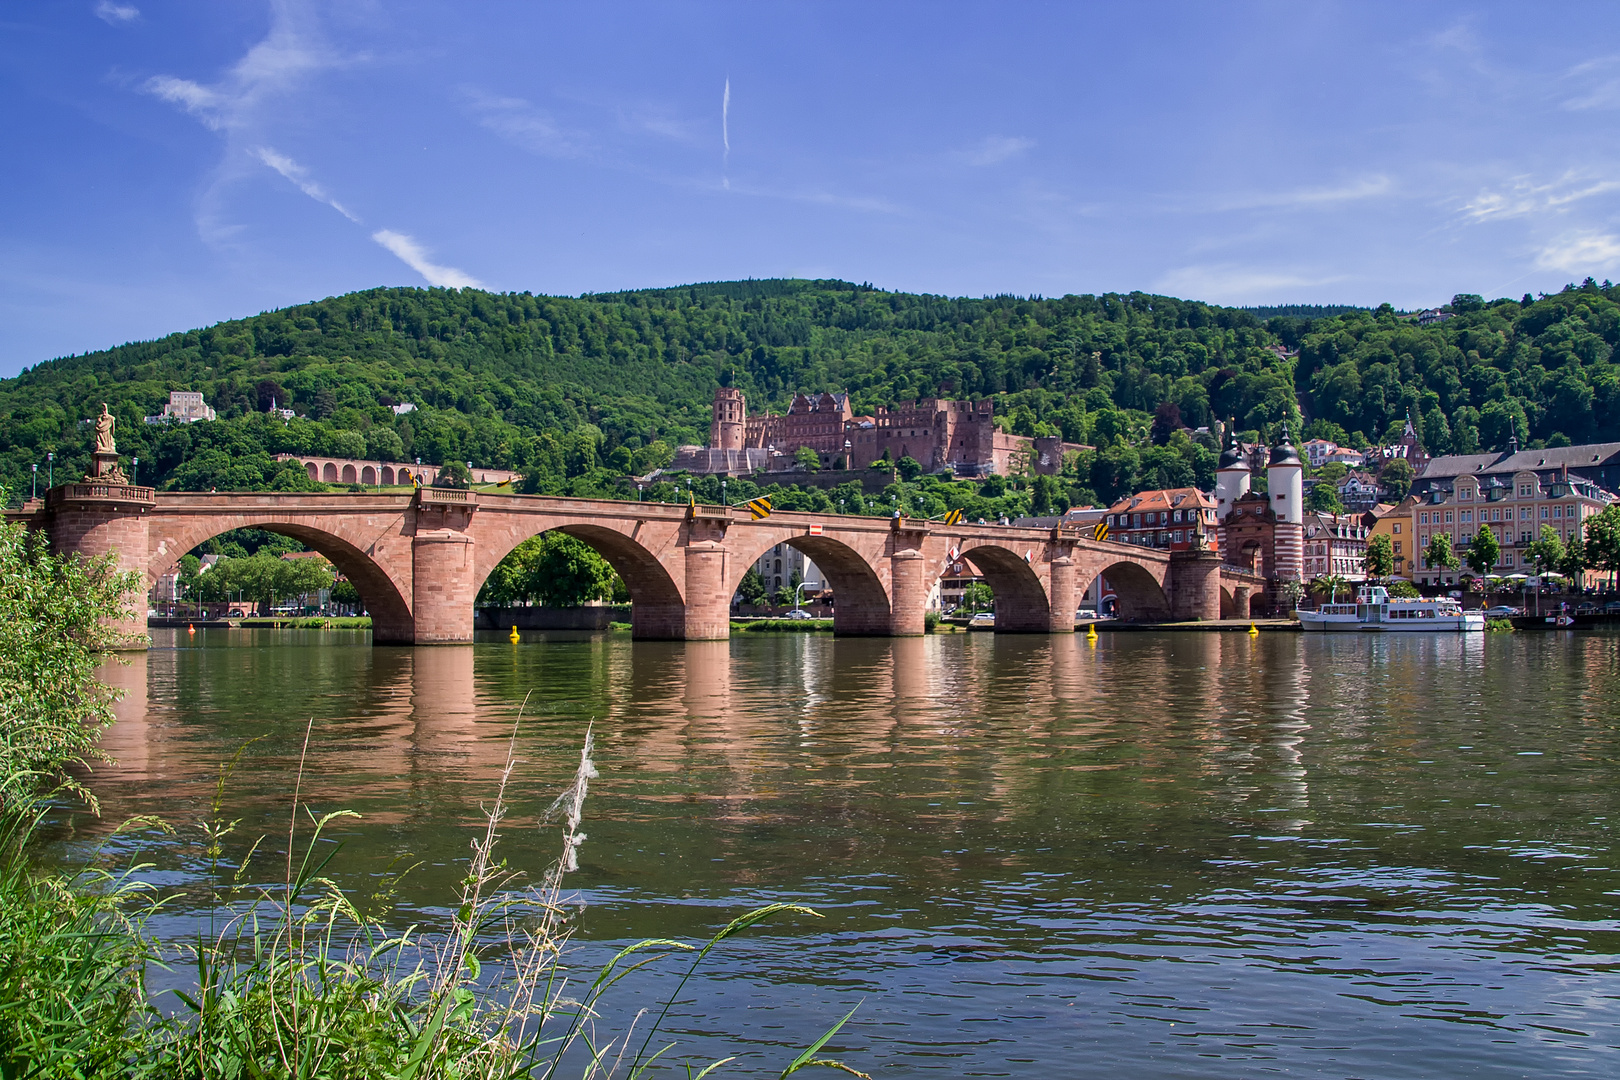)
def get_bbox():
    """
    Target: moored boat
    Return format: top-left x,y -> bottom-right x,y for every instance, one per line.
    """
1297,584 -> 1485,632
